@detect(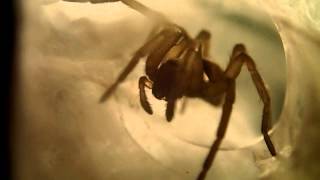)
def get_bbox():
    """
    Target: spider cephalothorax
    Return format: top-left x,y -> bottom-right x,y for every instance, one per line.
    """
88,0 -> 277,180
